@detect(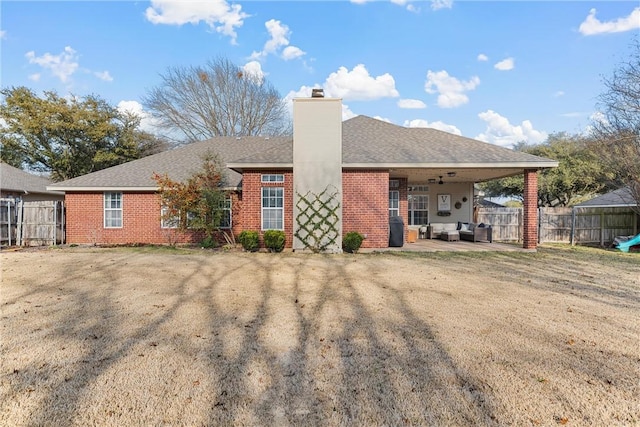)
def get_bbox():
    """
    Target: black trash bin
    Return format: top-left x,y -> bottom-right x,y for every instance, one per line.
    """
389,215 -> 404,247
